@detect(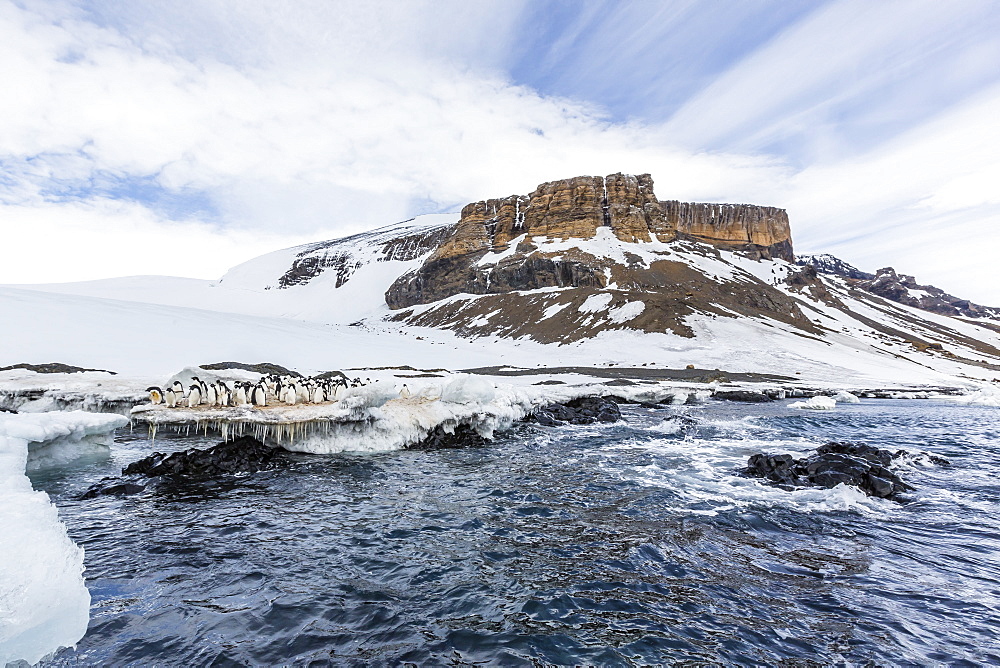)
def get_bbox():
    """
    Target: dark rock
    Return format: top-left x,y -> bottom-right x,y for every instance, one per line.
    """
713,390 -> 773,403
123,435 -> 284,478
527,396 -> 622,426
407,424 -> 488,450
79,480 -> 146,499
200,362 -> 301,377
0,362 -> 115,374
741,441 -> 920,500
